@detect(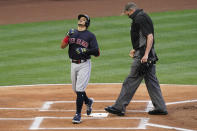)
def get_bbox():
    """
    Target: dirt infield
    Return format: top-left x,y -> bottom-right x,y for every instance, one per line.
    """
0,0 -> 197,25
0,84 -> 197,130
